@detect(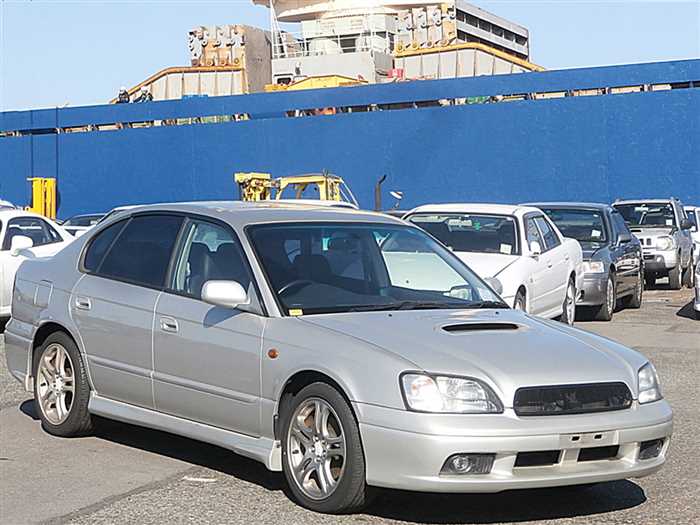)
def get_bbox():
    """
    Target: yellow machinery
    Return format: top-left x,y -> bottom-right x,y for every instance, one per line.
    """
234,172 -> 358,206
26,177 -> 57,219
